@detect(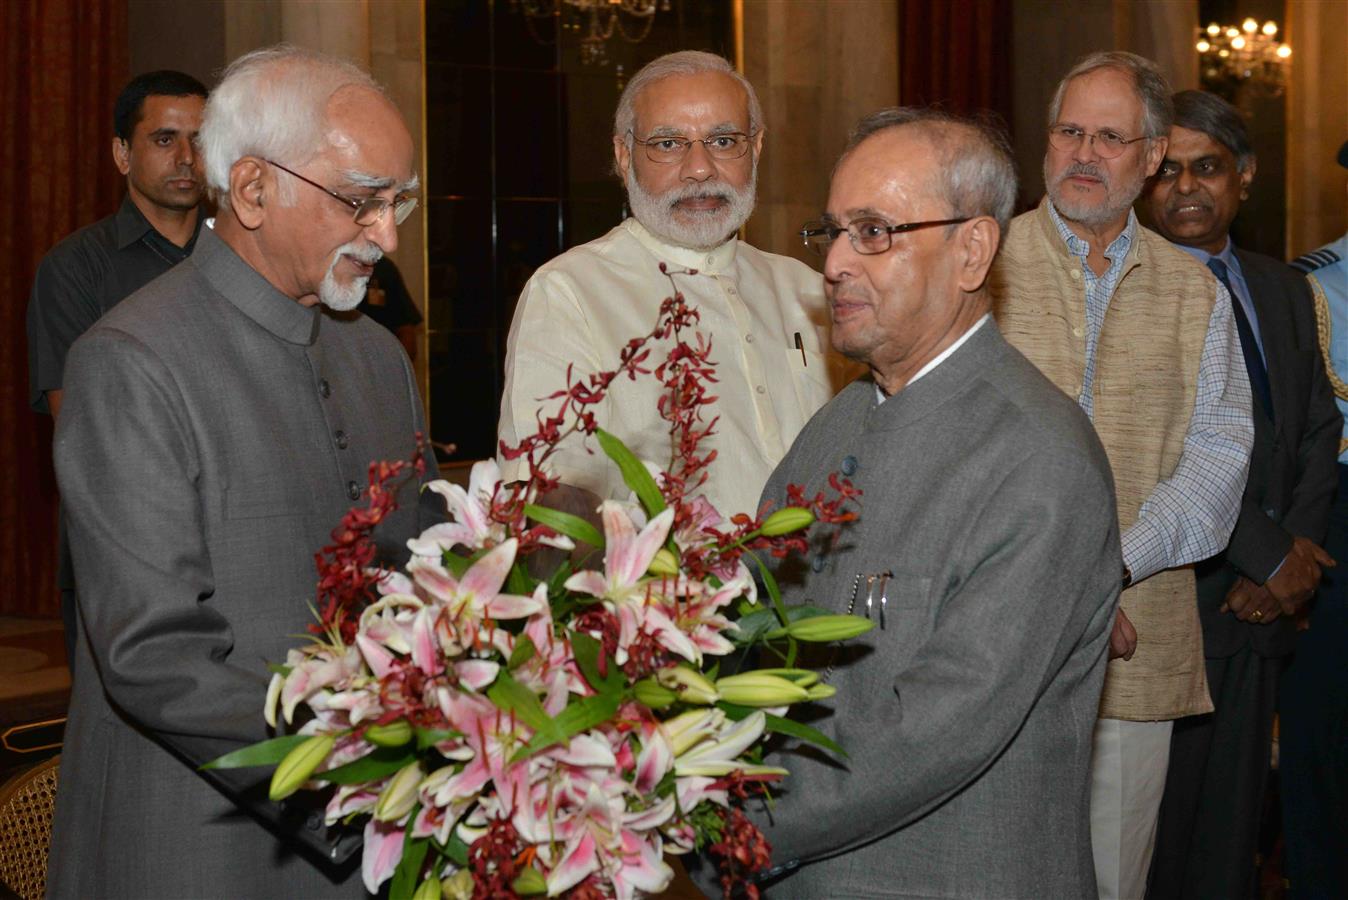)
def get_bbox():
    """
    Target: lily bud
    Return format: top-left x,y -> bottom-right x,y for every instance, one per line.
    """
373,760 -> 422,822
751,668 -> 819,687
269,733 -> 335,801
656,666 -> 719,705
634,678 -> 677,709
411,877 -> 442,900
662,708 -> 723,756
779,614 -> 876,642
647,547 -> 680,576
805,682 -> 837,701
511,867 -> 548,895
715,673 -> 810,706
365,719 -> 413,748
759,506 -> 815,536
442,869 -> 474,900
